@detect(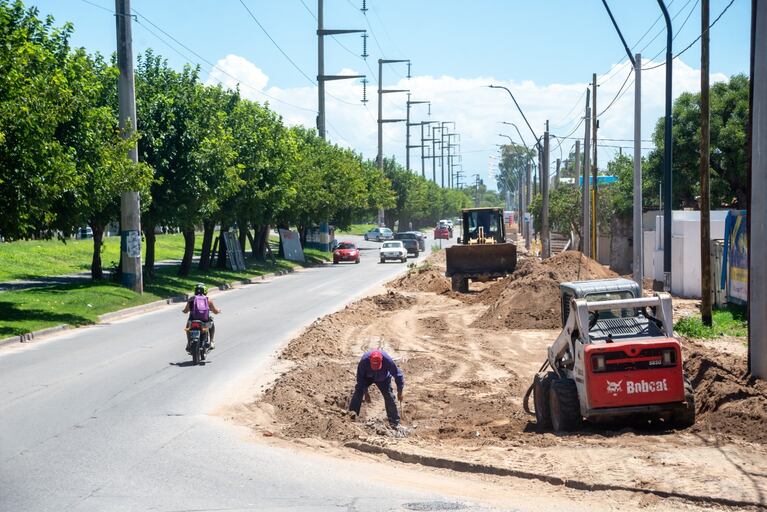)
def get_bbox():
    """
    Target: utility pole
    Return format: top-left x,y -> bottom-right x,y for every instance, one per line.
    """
541,121 -> 551,258
749,0 -> 767,378
316,0 -> 365,140
406,94 -> 429,172
439,121 -> 455,187
633,53 -> 643,287
525,162 -> 531,251
658,0 -> 674,291
591,73 -> 599,259
376,58 -> 409,169
574,139 -> 581,184
700,0 -> 712,325
421,121 -> 438,178
555,158 -> 561,189
115,0 -> 142,293
430,123 -> 442,183
601,0 -> 644,284
583,90 -> 592,258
